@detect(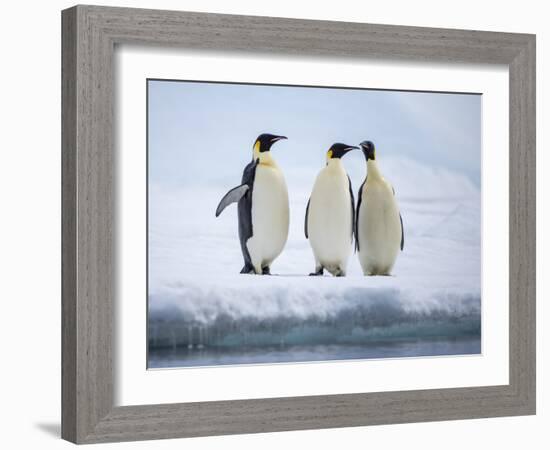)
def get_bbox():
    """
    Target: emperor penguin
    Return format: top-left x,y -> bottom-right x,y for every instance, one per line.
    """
215,133 -> 289,274
356,140 -> 404,276
305,143 -> 358,277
